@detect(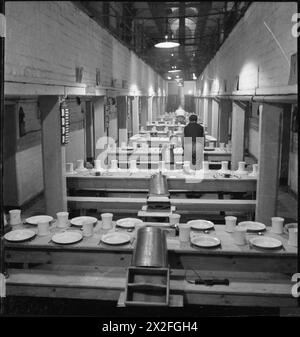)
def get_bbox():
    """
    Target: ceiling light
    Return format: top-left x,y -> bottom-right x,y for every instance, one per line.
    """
167,76 -> 172,80
155,35 -> 180,48
168,65 -> 181,73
